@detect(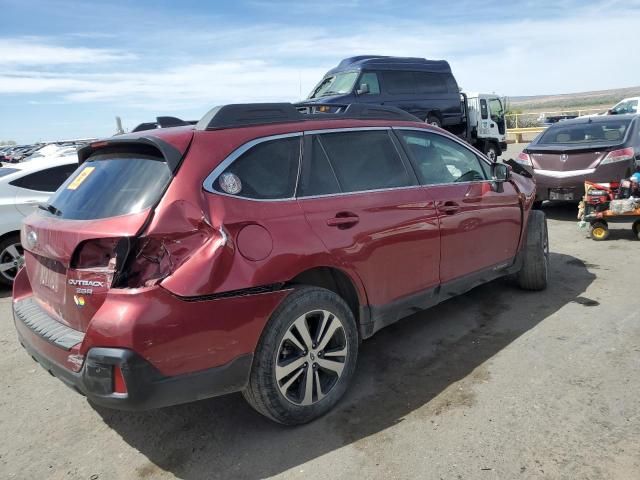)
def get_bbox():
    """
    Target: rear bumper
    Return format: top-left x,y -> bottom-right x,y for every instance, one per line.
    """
16,323 -> 252,411
534,162 -> 631,201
